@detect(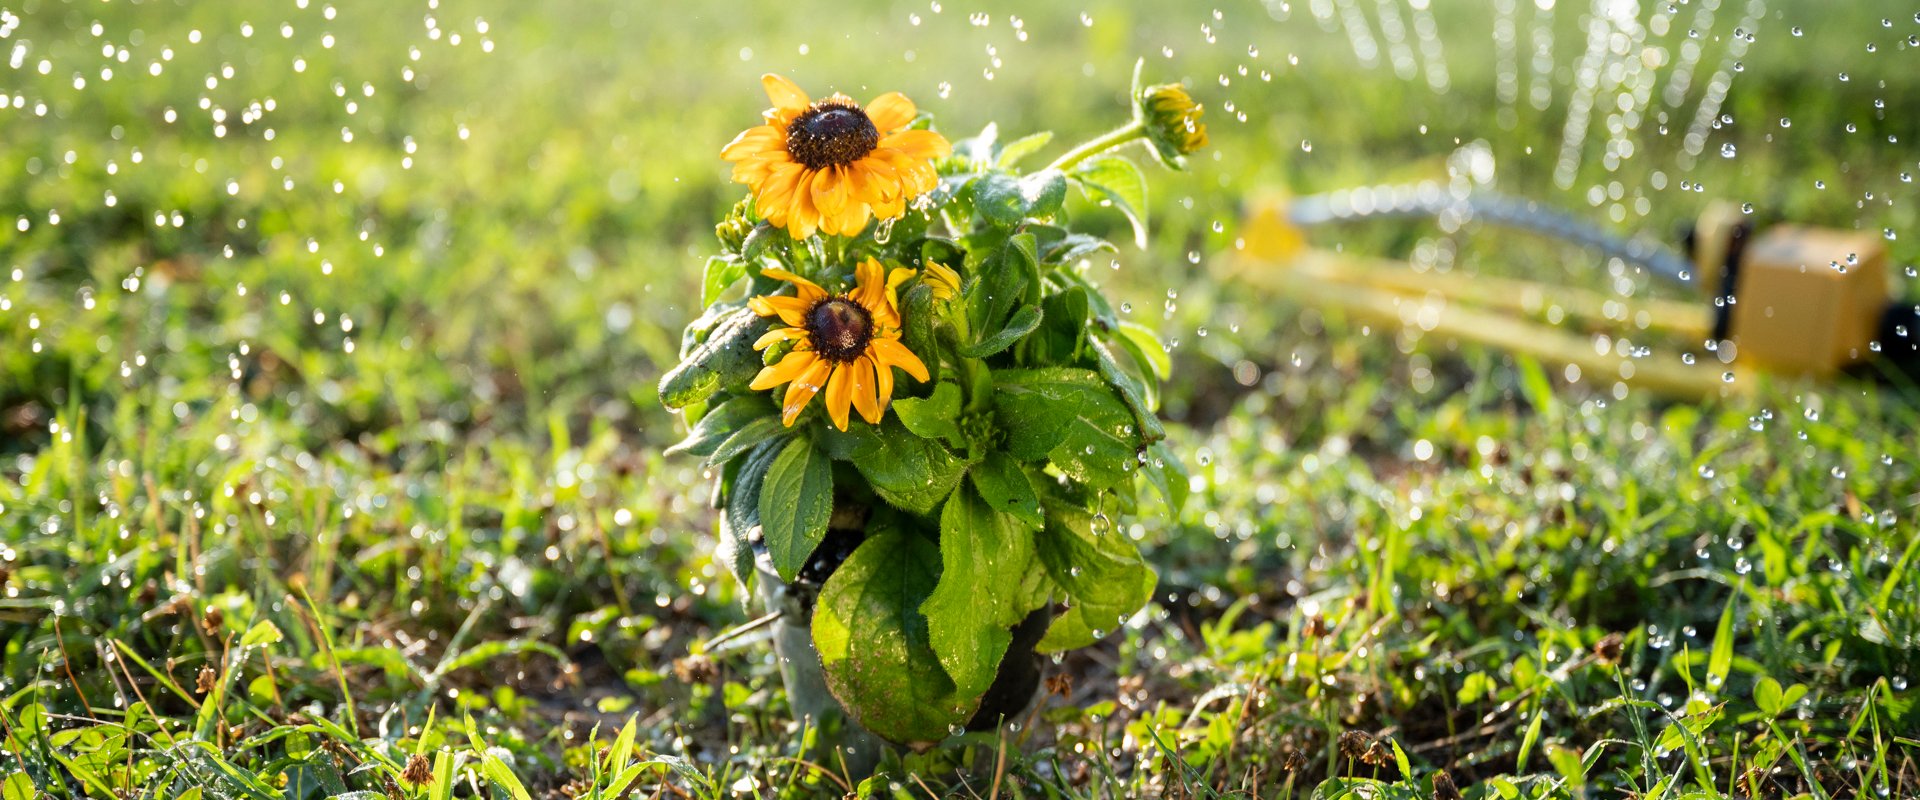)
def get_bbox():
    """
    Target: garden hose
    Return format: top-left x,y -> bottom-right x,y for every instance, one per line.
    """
1285,182 -> 1699,288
